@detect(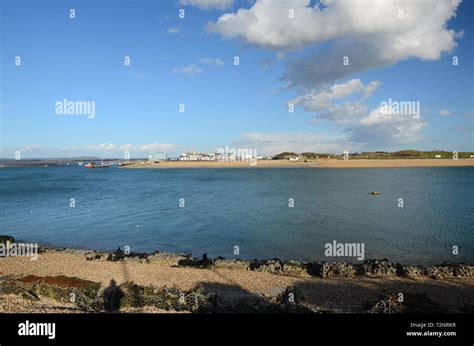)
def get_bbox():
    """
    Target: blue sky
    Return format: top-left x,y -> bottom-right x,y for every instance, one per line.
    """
0,0 -> 473,158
